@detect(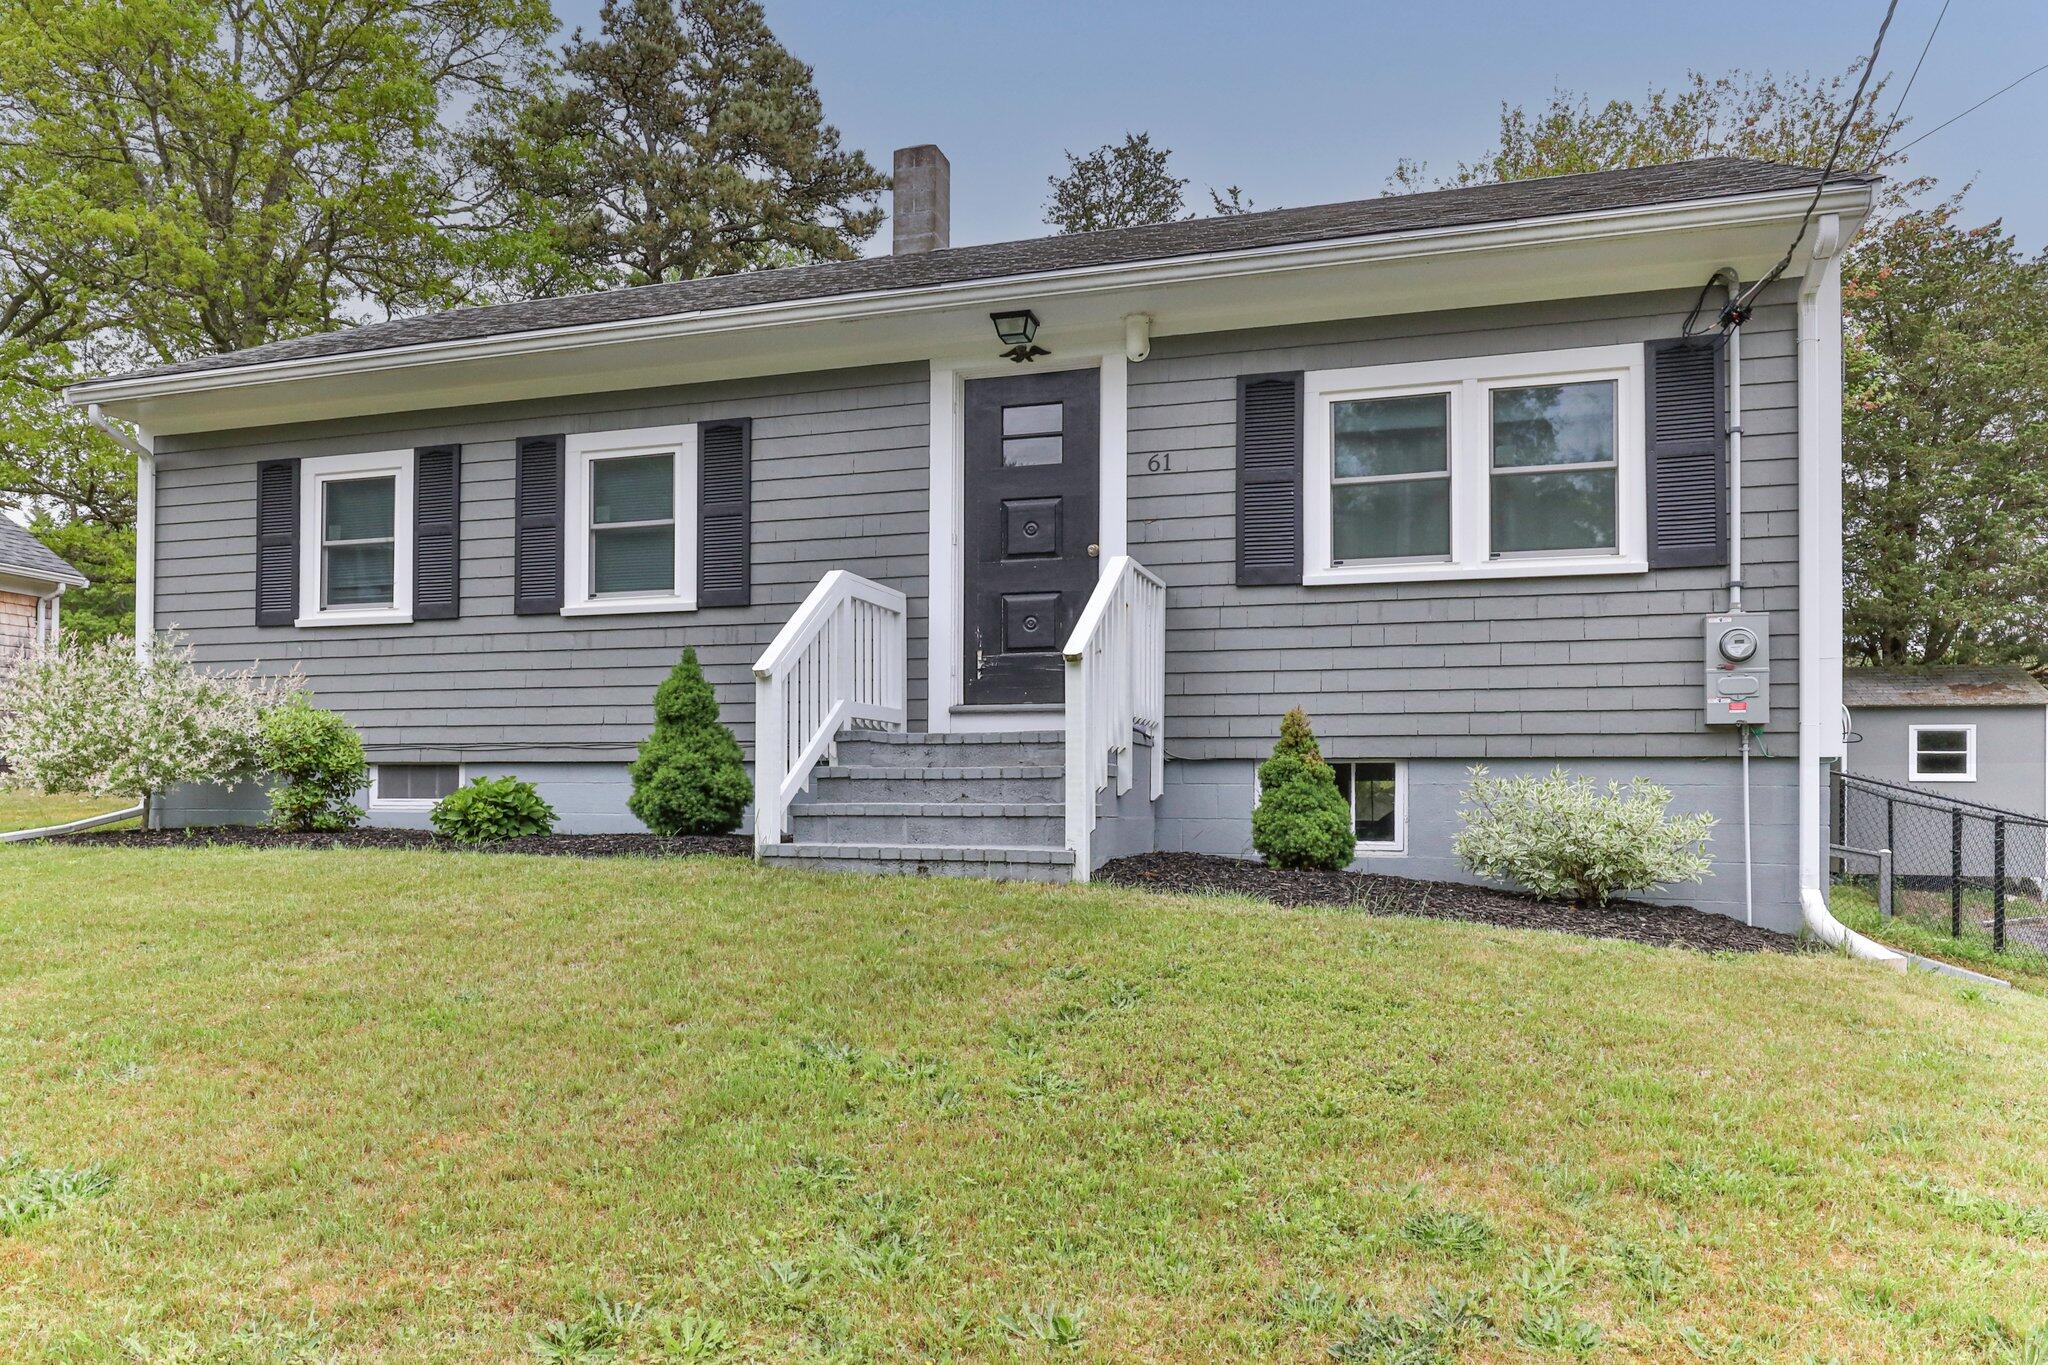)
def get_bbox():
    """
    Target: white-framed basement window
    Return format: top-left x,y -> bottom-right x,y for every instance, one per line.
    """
1909,724 -> 1976,782
297,449 -> 415,627
370,762 -> 465,811
563,424 -> 698,615
1303,344 -> 1647,586
1330,759 -> 1407,854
